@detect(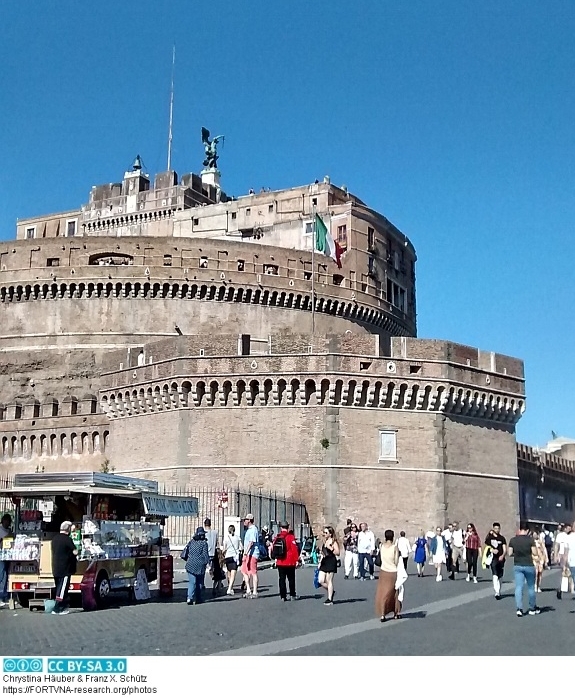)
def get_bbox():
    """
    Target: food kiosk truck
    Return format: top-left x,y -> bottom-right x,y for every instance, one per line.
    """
0,472 -> 198,610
